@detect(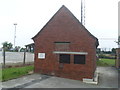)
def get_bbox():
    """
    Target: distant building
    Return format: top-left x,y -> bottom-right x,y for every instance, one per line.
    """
25,43 -> 34,52
32,5 -> 99,80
